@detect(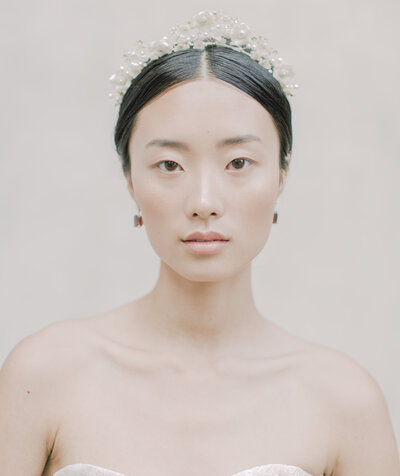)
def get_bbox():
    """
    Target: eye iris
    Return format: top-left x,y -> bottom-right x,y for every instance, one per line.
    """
232,159 -> 245,169
164,161 -> 178,171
